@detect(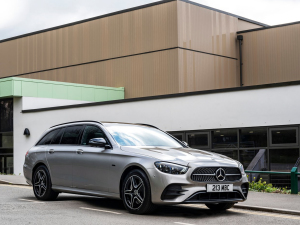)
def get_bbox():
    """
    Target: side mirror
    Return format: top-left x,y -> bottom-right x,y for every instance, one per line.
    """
89,138 -> 107,147
182,141 -> 189,147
